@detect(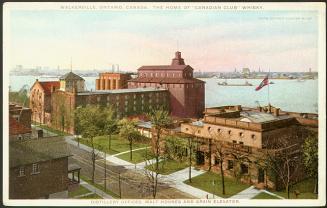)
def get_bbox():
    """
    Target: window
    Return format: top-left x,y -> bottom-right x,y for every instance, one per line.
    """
185,128 -> 189,131
107,96 -> 110,101
217,129 -> 221,133
239,141 -> 244,145
241,163 -> 248,174
18,134 -> 23,140
198,130 -> 201,134
232,140 -> 237,144
32,163 -> 40,174
251,134 -> 256,140
125,101 -> 128,106
18,166 -> 25,177
228,160 -> 234,170
239,132 -> 243,137
207,127 -> 211,131
228,130 -> 232,135
215,157 -> 220,165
